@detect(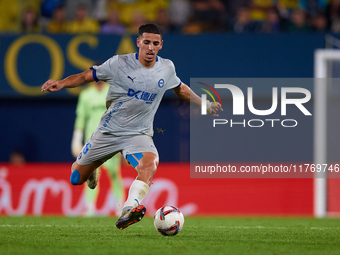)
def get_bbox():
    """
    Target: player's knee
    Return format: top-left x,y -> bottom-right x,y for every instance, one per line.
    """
70,169 -> 81,185
139,159 -> 158,177
127,152 -> 158,177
